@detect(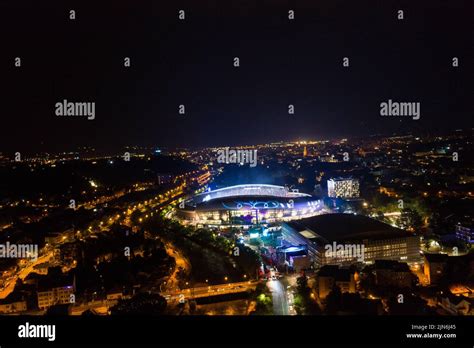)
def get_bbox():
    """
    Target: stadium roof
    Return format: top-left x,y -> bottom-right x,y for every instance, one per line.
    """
285,213 -> 414,242
193,184 -> 311,203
